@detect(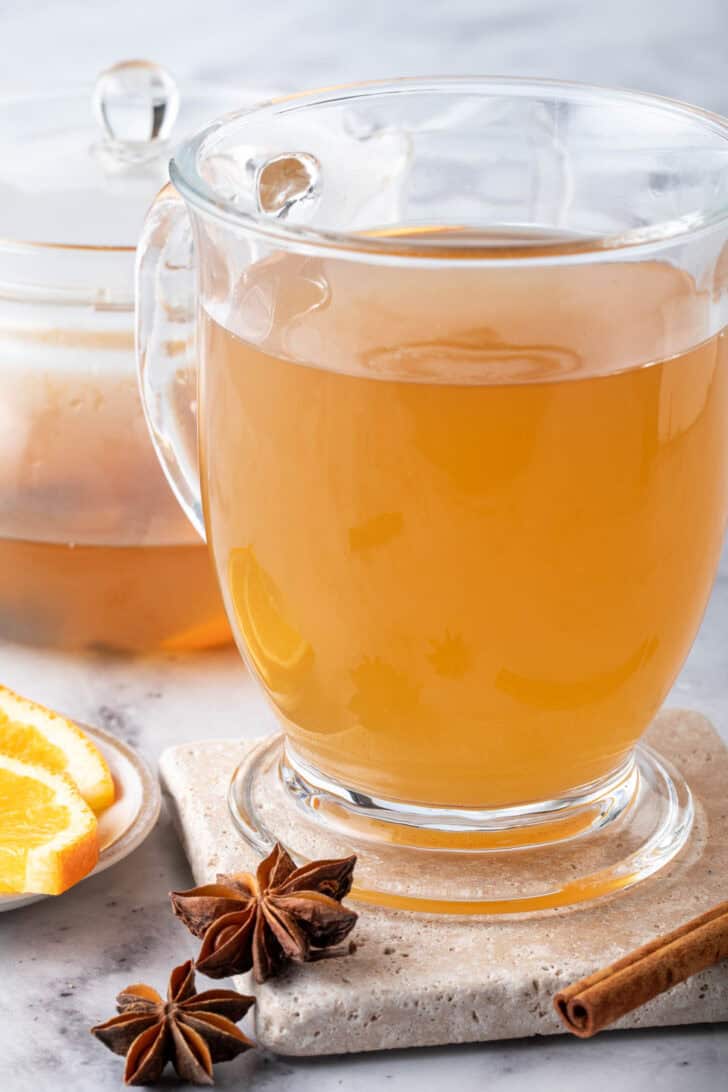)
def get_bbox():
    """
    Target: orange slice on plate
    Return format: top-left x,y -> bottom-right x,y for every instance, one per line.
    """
0,686 -> 115,813
0,753 -> 99,895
